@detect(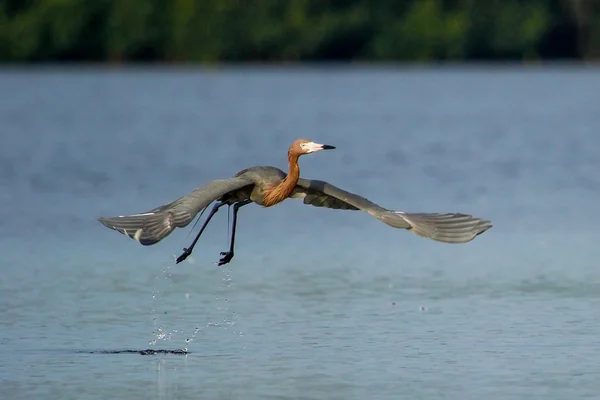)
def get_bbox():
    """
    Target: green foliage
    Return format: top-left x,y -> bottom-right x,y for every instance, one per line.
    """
369,0 -> 469,61
488,2 -> 550,59
0,0 -> 596,62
